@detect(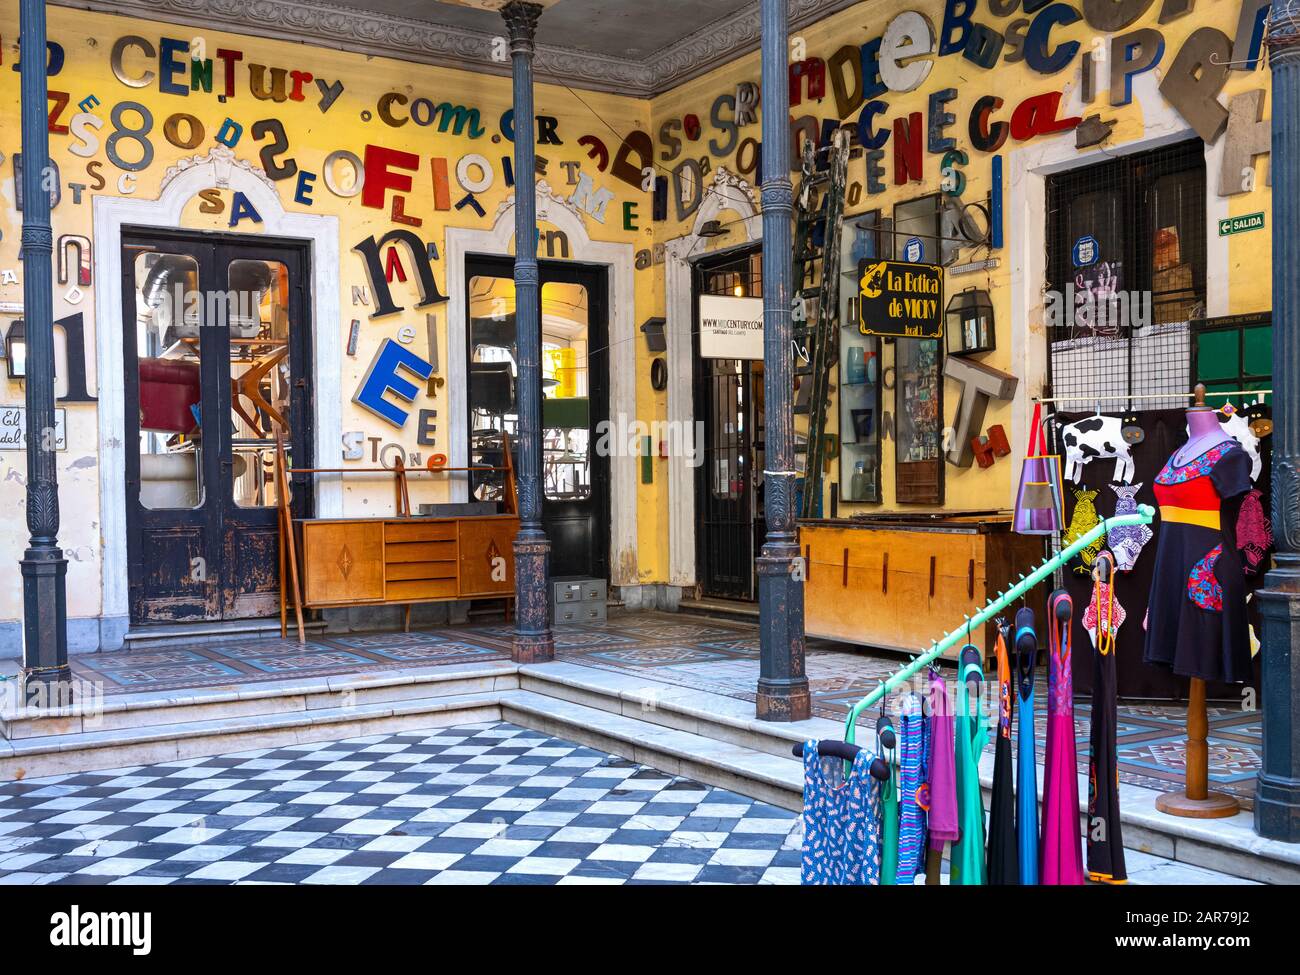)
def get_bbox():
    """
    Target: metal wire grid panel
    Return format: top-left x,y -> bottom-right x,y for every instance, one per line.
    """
1044,140 -> 1207,413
